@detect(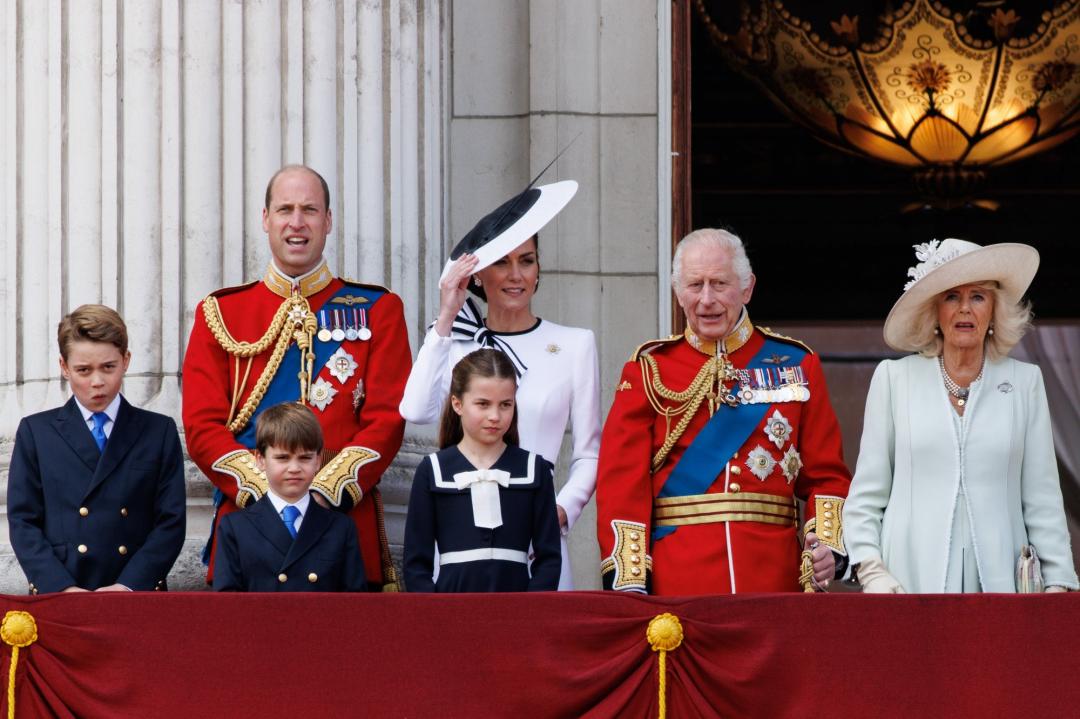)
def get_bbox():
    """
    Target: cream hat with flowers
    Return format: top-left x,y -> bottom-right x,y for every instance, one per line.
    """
883,238 -> 1039,352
